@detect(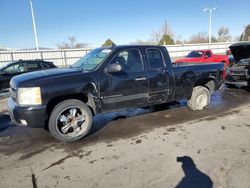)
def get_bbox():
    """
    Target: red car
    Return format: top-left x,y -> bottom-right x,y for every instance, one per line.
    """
175,49 -> 229,79
175,49 -> 229,65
